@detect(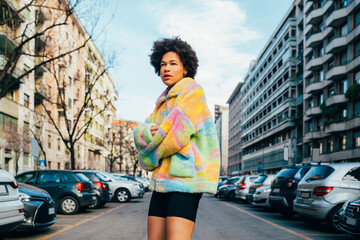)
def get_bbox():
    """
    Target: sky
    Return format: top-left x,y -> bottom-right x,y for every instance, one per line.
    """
89,0 -> 294,122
